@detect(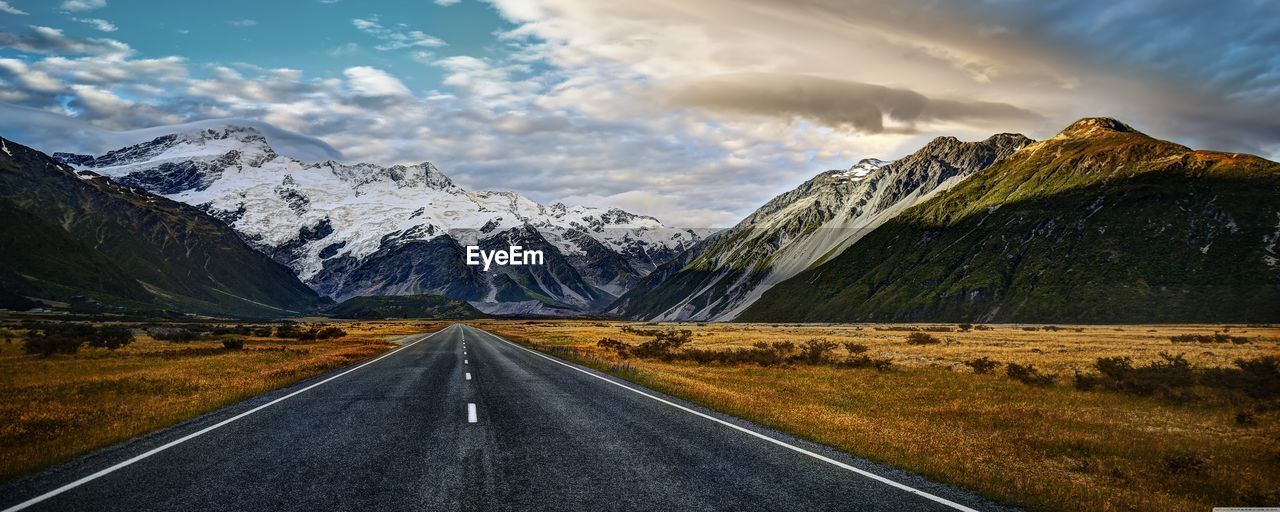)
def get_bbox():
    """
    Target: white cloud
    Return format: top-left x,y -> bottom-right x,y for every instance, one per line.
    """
60,0 -> 105,12
72,17 -> 118,32
352,16 -> 446,50
435,0 -> 460,6
343,66 -> 411,97
0,1 -> 27,15
228,19 -> 258,28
